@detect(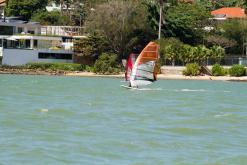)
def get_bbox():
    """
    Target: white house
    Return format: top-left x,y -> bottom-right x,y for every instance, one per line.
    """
0,17 -> 85,66
46,2 -> 62,12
